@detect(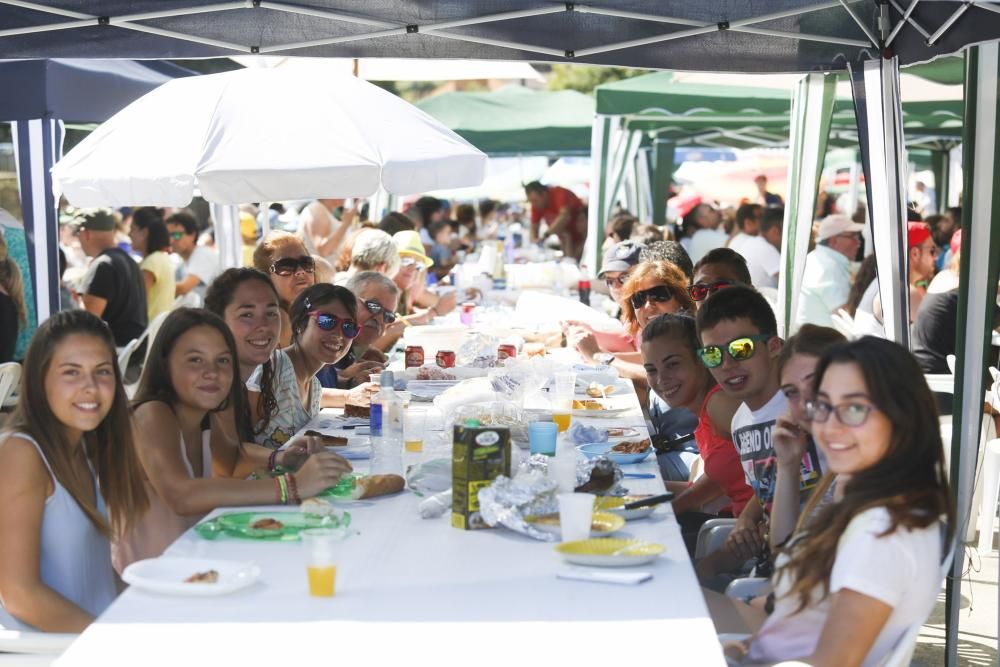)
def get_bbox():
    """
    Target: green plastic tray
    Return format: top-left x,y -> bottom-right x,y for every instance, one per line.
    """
195,510 -> 351,541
